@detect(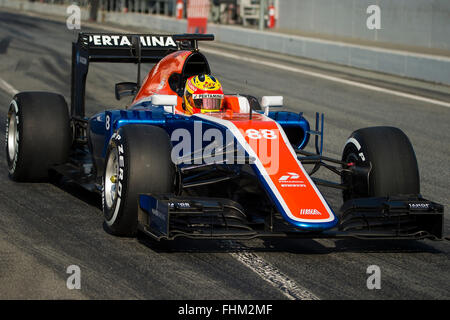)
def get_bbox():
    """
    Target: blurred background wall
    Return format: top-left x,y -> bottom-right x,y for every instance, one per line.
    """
277,0 -> 450,52
22,0 -> 450,53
